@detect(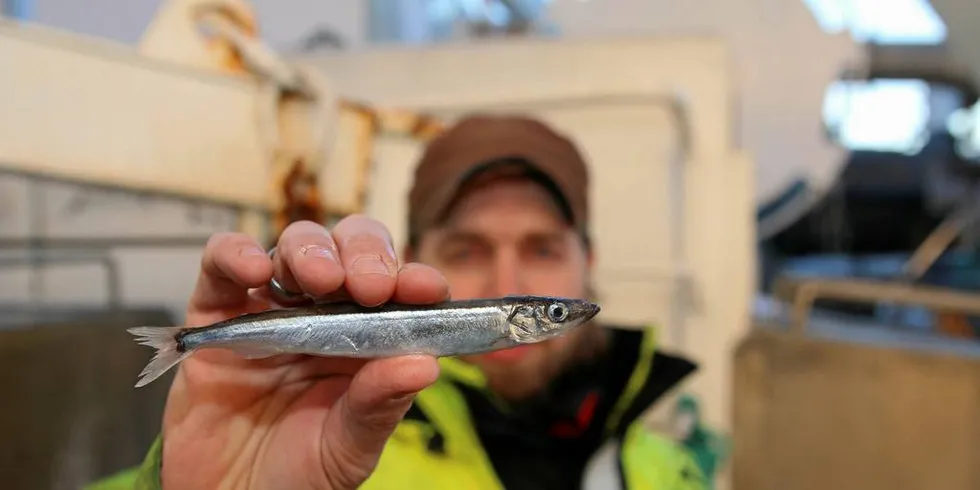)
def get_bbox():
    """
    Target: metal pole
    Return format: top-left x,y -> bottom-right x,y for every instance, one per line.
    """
0,236 -> 214,250
0,252 -> 122,309
27,174 -> 44,307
